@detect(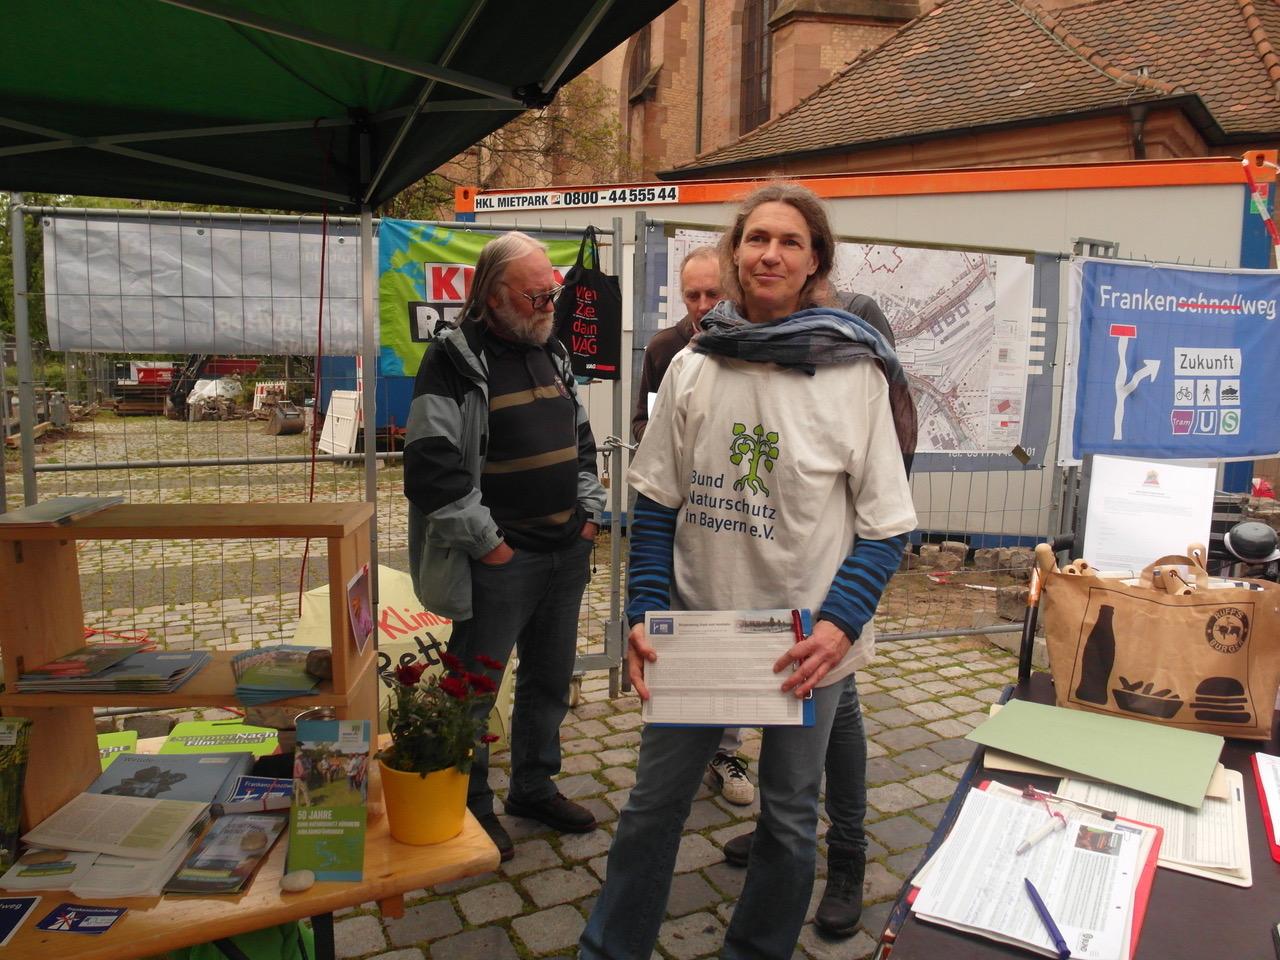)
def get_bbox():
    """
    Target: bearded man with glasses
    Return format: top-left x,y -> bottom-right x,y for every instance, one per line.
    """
405,231 -> 606,861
